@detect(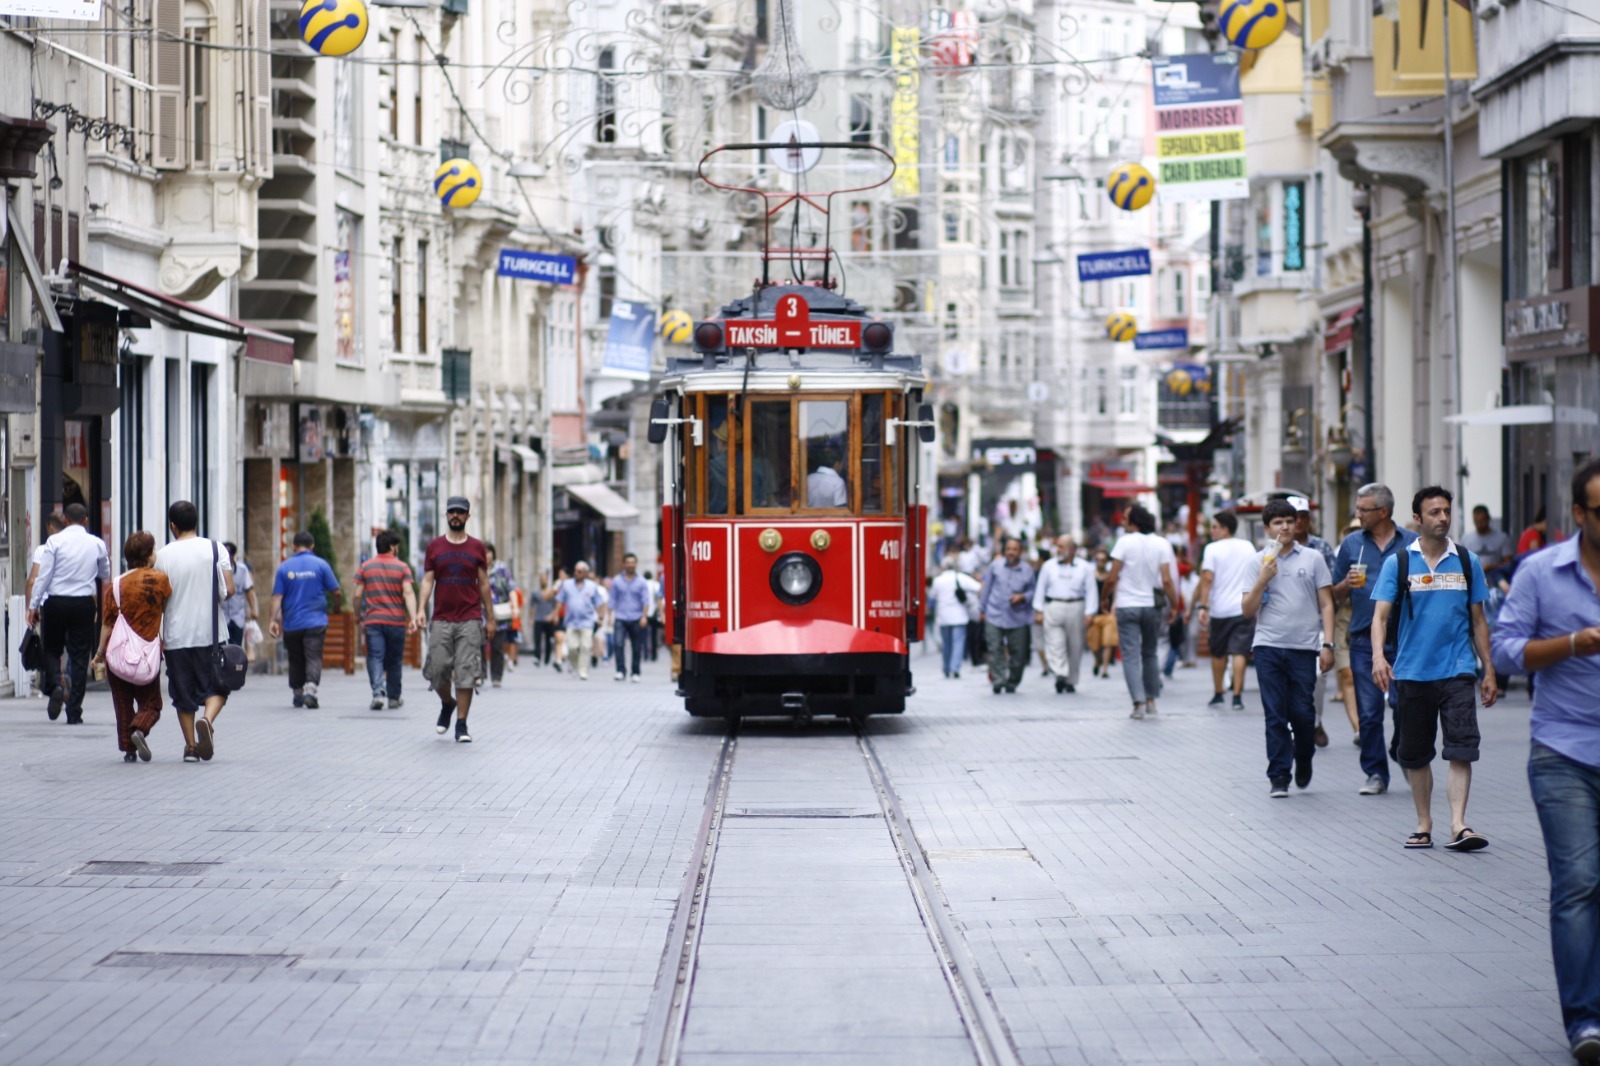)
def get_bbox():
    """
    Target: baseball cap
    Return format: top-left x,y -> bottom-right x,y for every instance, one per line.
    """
445,496 -> 471,513
1287,495 -> 1311,514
